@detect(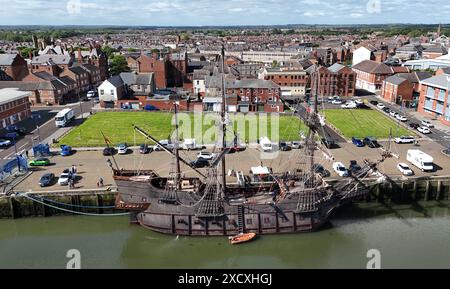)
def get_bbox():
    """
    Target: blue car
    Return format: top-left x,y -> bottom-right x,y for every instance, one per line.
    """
60,145 -> 72,156
352,137 -> 365,147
